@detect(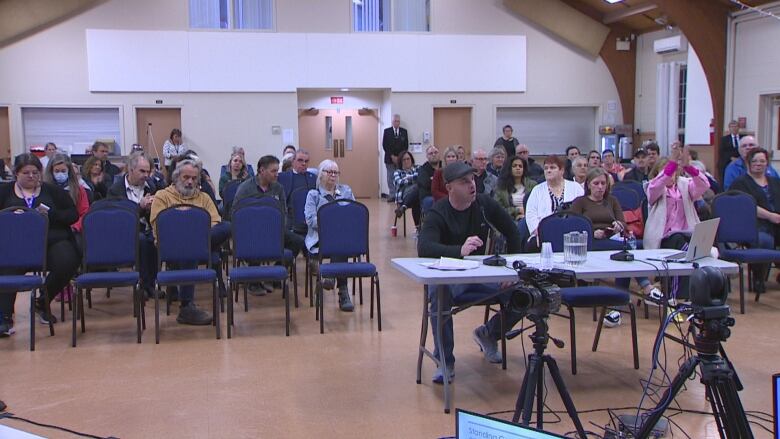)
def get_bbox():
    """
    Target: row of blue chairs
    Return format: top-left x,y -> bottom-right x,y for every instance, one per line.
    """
0,196 -> 382,350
